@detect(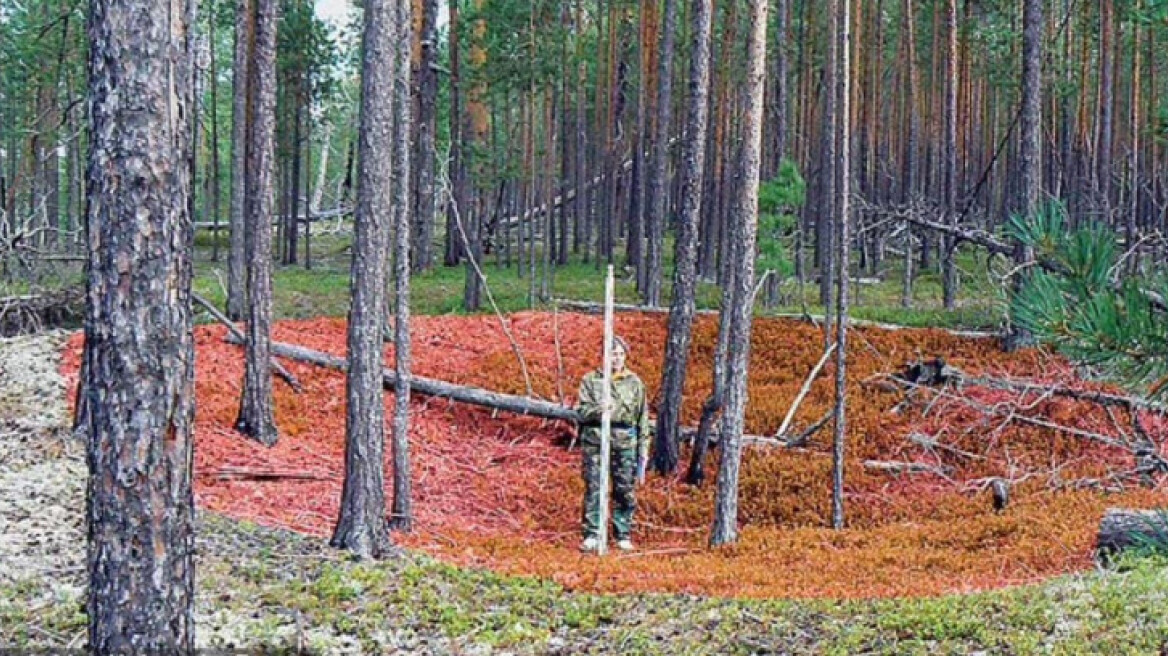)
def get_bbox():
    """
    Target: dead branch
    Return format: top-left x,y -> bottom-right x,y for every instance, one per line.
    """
863,460 -> 955,478
776,343 -> 836,438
